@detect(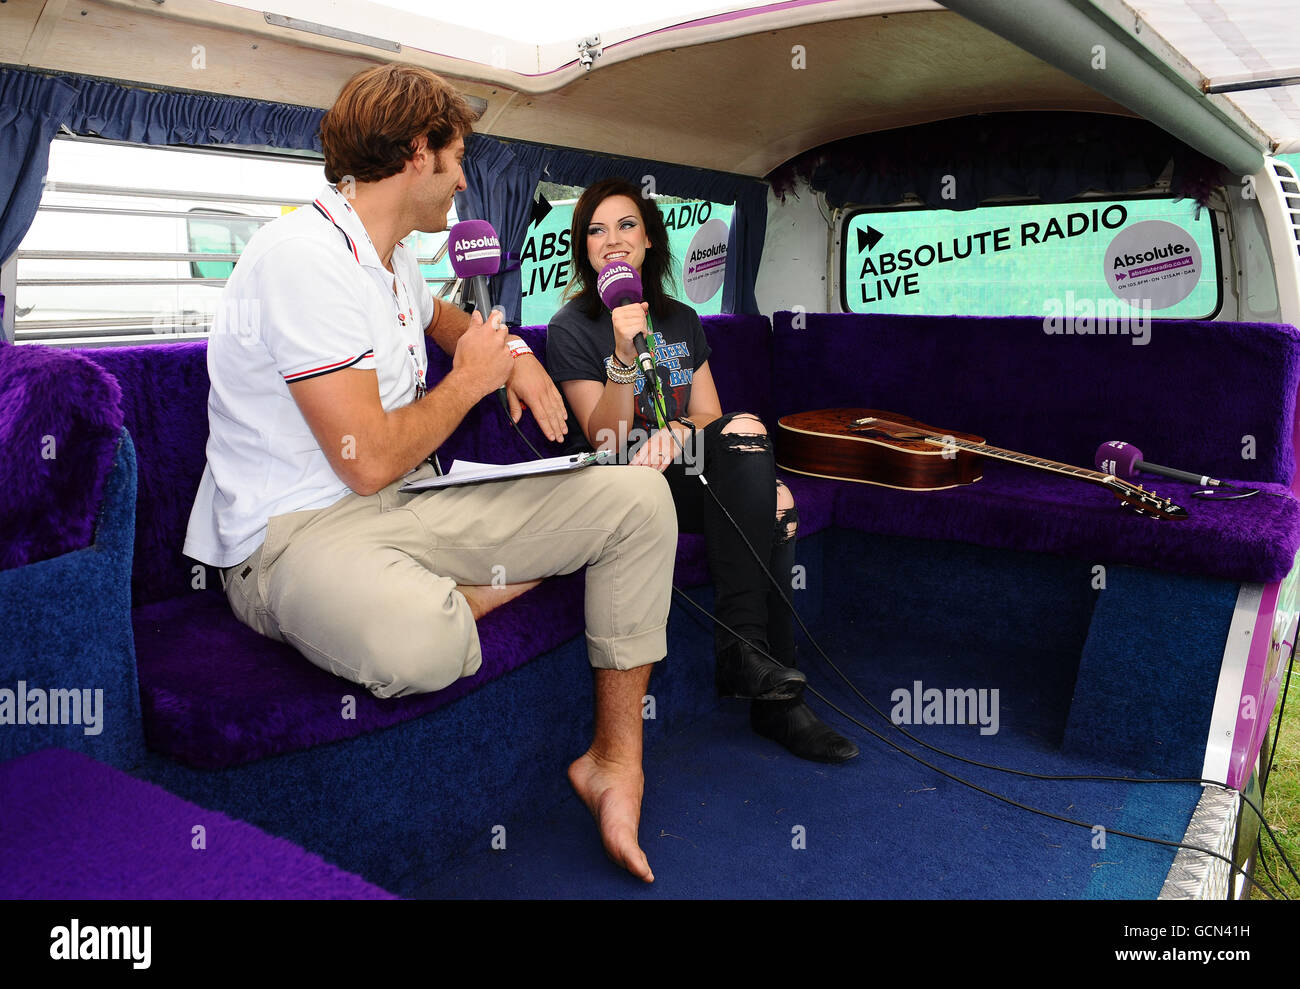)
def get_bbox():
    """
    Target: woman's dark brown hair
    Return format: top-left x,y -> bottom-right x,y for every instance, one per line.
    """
565,178 -> 678,320
319,64 -> 478,184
